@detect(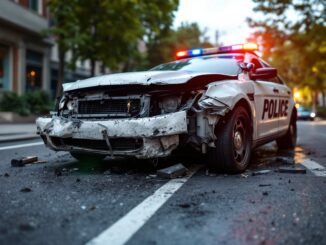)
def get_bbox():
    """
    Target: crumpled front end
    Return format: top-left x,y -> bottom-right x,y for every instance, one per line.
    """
37,75 -> 253,159
36,111 -> 187,159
